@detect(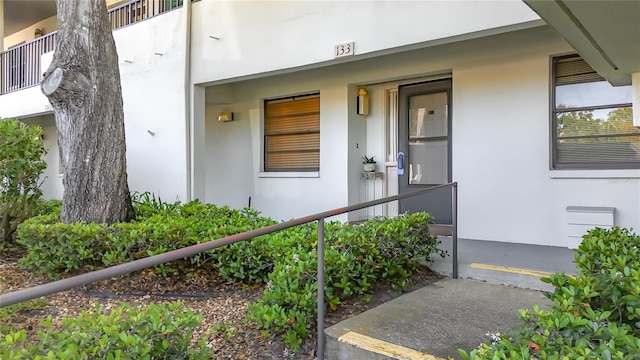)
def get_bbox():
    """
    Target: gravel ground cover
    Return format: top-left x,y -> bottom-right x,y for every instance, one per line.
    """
0,249 -> 440,359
